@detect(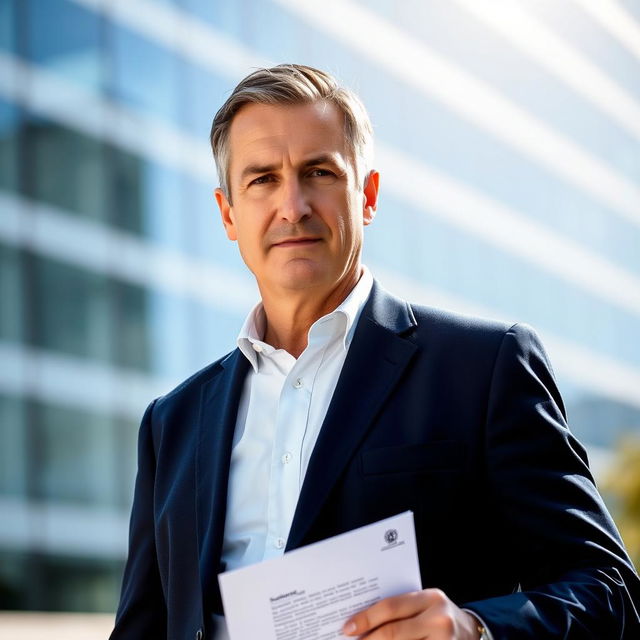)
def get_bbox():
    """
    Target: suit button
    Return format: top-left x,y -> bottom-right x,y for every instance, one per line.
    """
196,629 -> 203,640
